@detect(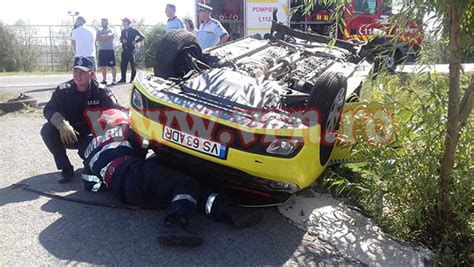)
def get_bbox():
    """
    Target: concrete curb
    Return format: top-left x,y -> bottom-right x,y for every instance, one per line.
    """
278,190 -> 433,266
